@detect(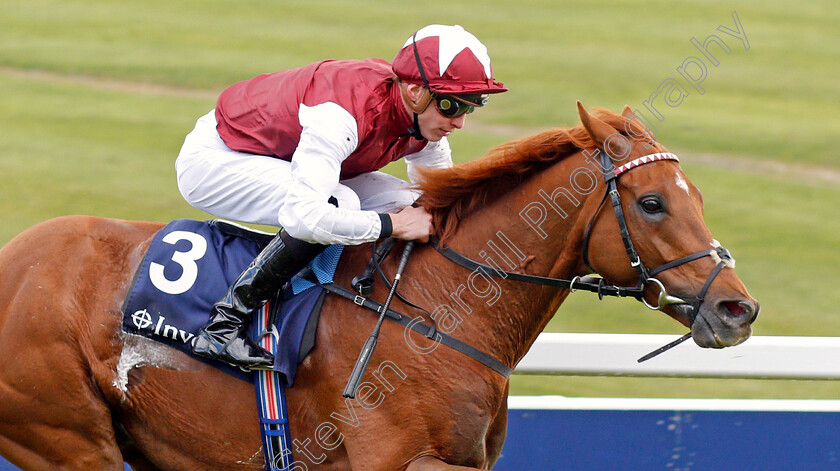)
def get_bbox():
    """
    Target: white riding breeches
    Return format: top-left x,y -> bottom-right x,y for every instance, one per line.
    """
175,110 -> 420,230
